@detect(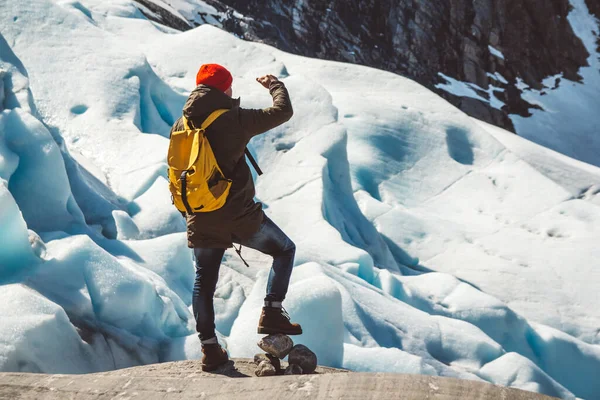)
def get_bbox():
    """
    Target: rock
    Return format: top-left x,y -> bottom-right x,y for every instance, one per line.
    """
255,360 -> 277,377
288,344 -> 317,374
257,334 -> 293,359
0,362 -> 564,399
134,0 -> 192,31
253,353 -> 281,371
284,364 -> 303,375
